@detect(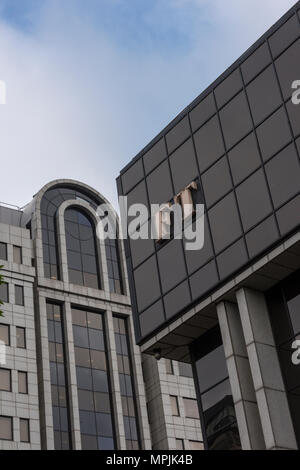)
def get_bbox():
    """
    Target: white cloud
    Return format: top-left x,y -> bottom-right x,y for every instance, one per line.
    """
0,0 -> 296,209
